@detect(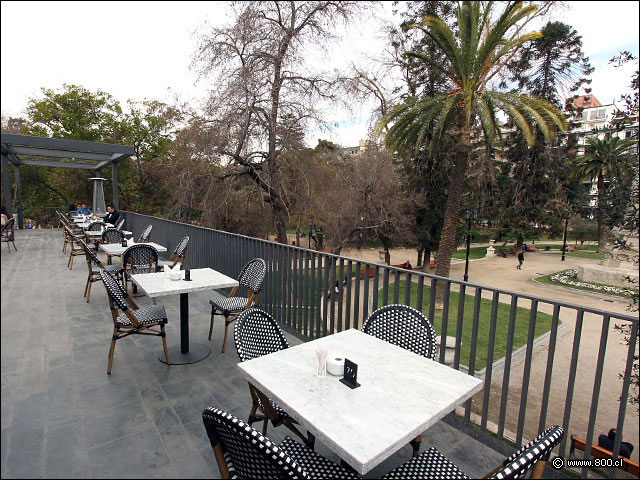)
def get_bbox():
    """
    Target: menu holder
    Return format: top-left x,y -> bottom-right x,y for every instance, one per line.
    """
339,358 -> 360,389
184,269 -> 192,281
